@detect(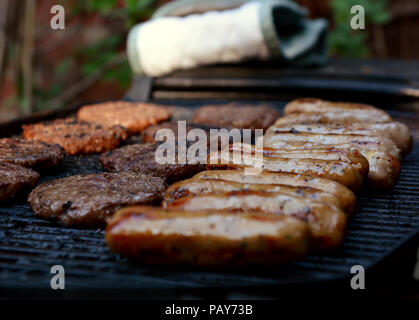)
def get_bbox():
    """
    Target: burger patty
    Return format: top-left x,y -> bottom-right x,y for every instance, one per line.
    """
28,172 -> 167,227
100,142 -> 206,183
77,101 -> 171,133
22,119 -> 128,155
193,103 -> 280,130
142,121 -> 218,143
0,137 -> 65,169
0,162 -> 40,202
